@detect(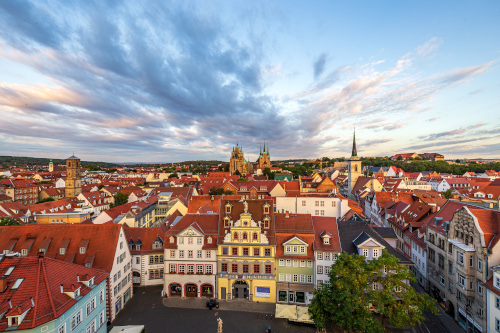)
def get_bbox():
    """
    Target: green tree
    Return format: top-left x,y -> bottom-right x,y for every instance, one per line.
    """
98,184 -> 105,190
208,187 -> 234,195
0,217 -> 22,226
234,169 -> 241,176
36,197 -> 55,204
224,164 -> 230,172
111,192 -> 129,208
183,182 -> 190,187
237,178 -> 248,181
443,188 -> 454,199
169,173 -> 179,179
309,251 -> 436,332
397,155 -> 403,161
